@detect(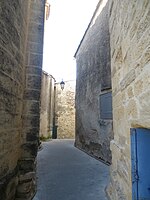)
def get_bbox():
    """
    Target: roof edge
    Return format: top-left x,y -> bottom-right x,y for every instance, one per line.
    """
74,0 -> 102,58
42,70 -> 56,82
